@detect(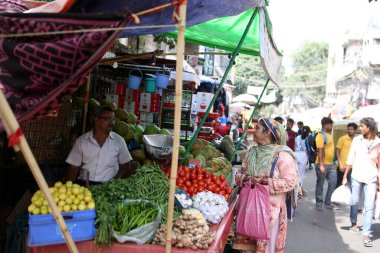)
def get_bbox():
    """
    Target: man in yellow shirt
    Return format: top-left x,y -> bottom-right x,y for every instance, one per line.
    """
315,117 -> 338,211
335,122 -> 358,188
